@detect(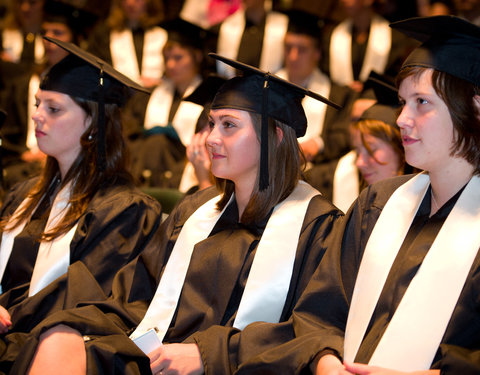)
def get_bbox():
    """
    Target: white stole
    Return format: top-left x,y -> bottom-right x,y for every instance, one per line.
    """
0,183 -> 77,296
332,151 -> 359,213
275,68 -> 331,145
217,10 -> 287,78
329,15 -> 391,86
143,77 -> 203,146
131,181 -> 319,341
178,162 -> 198,193
344,173 -> 480,371
1,29 -> 44,64
27,74 -> 40,152
110,27 -> 167,84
